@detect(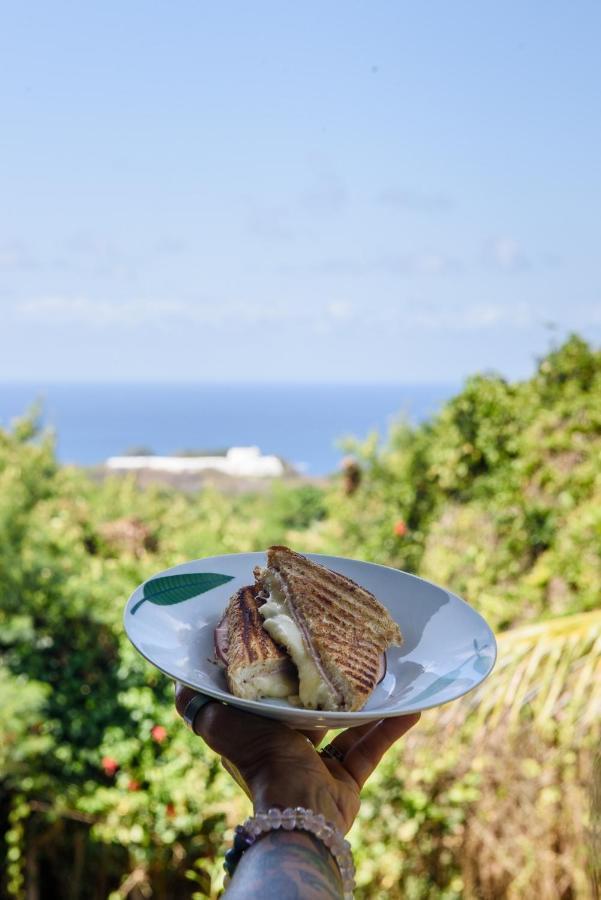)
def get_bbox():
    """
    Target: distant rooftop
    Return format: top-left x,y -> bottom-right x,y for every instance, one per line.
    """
105,446 -> 285,478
